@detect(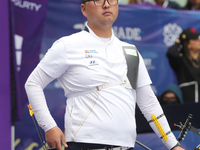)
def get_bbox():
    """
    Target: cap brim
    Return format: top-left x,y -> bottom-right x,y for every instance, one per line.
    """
190,32 -> 200,39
